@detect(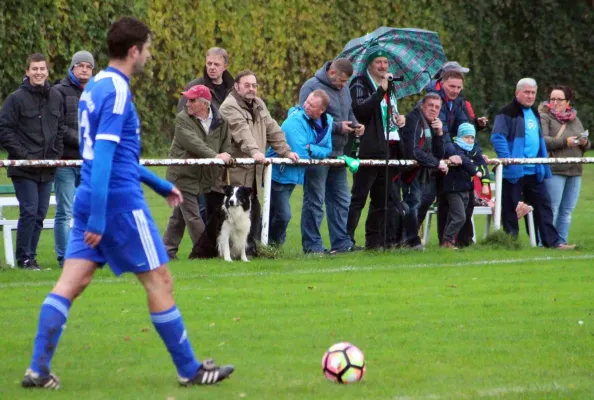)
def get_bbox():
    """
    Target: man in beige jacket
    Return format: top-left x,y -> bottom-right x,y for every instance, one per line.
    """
219,70 -> 299,254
